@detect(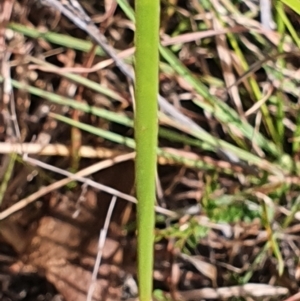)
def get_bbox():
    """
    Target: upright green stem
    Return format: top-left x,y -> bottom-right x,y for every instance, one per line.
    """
135,1 -> 160,301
